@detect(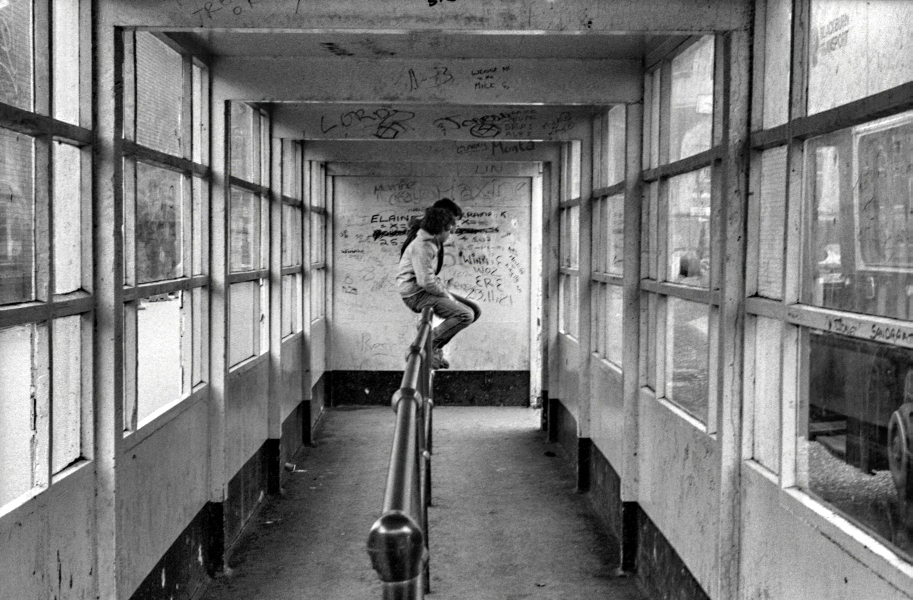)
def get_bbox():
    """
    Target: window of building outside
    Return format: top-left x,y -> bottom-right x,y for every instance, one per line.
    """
642,35 -> 717,425
0,0 -> 93,510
